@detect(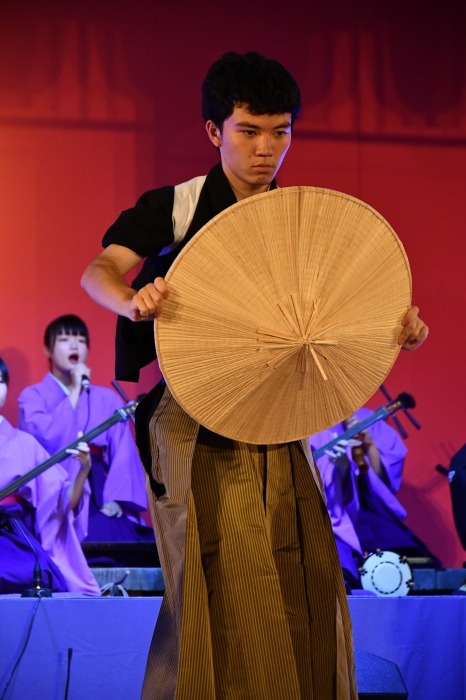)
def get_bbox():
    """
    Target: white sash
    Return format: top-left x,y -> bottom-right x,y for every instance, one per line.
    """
158,175 -> 207,256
